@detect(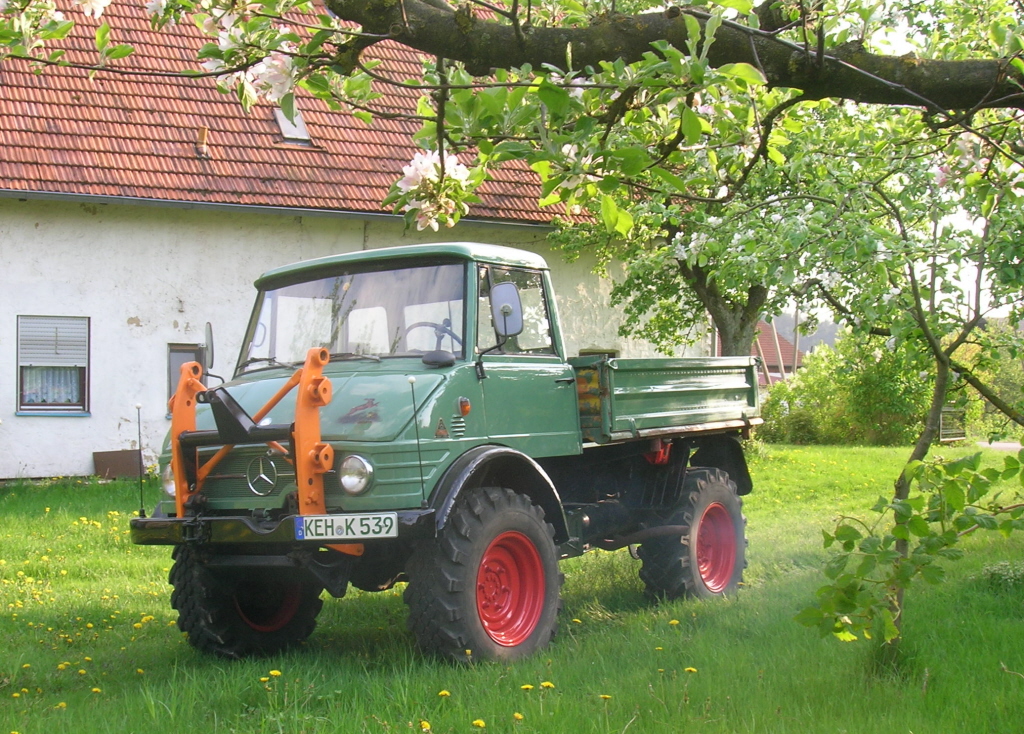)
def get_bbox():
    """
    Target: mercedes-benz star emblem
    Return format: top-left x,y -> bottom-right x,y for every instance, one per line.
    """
246,456 -> 278,496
